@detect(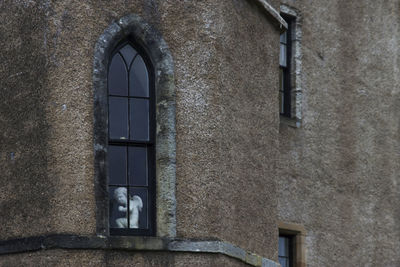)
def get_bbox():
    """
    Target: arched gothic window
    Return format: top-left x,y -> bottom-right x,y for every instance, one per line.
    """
93,15 -> 176,238
107,43 -> 155,235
